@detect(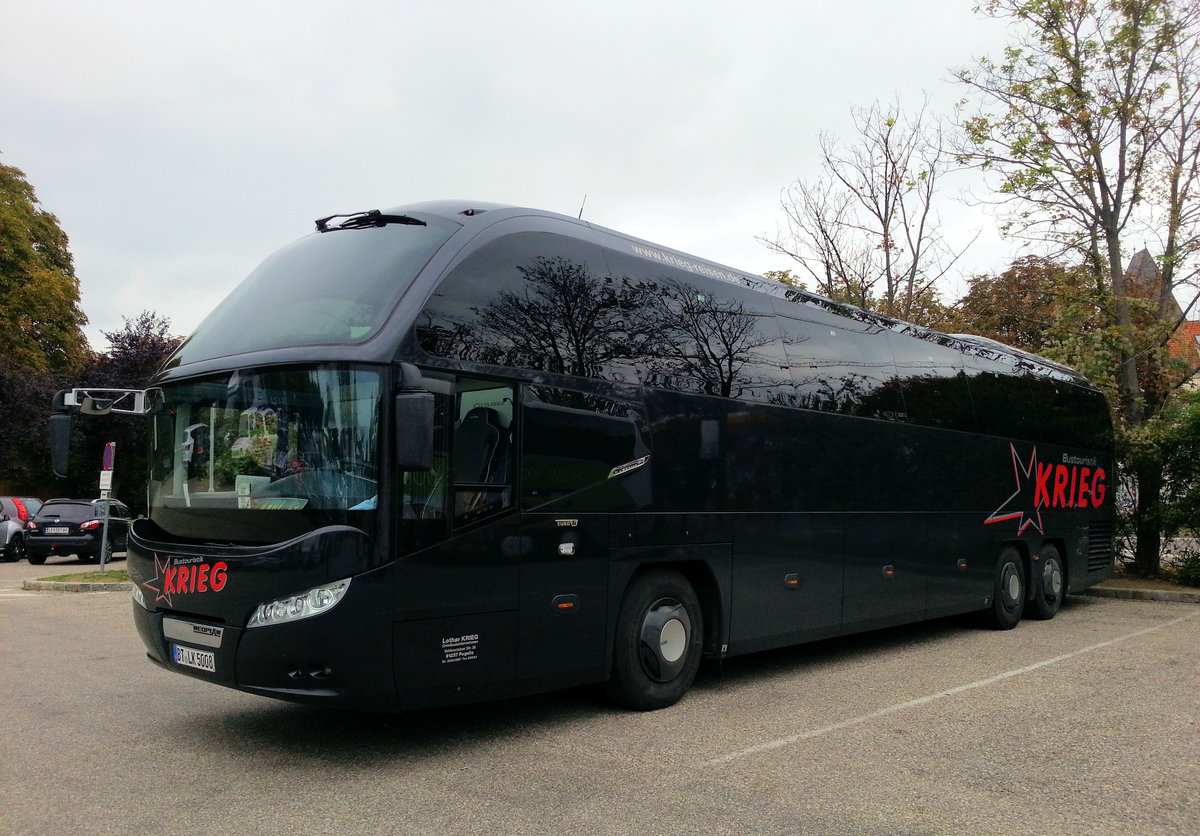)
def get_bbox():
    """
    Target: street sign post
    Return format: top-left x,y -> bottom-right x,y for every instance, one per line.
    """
99,442 -> 115,569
